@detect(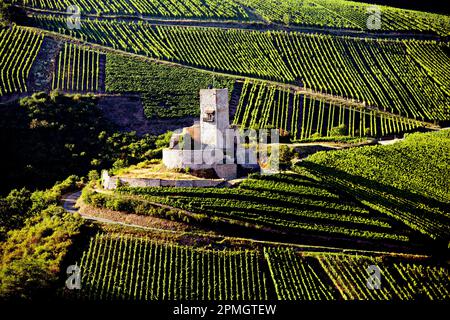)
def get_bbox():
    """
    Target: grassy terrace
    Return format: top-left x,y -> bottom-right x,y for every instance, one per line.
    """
114,162 -> 222,180
107,168 -> 412,244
